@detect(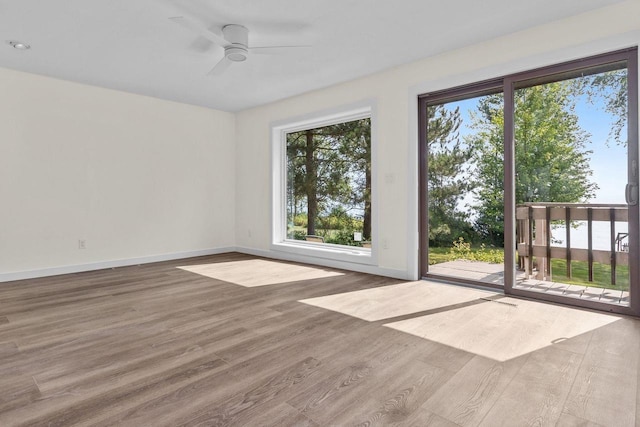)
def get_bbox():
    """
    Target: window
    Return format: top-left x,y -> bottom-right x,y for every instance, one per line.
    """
272,104 -> 375,263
